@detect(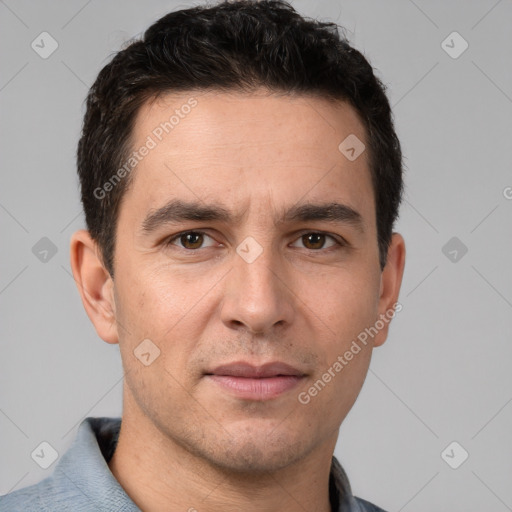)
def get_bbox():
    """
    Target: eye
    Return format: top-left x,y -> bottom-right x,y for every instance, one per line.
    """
167,231 -> 217,250
291,232 -> 340,251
